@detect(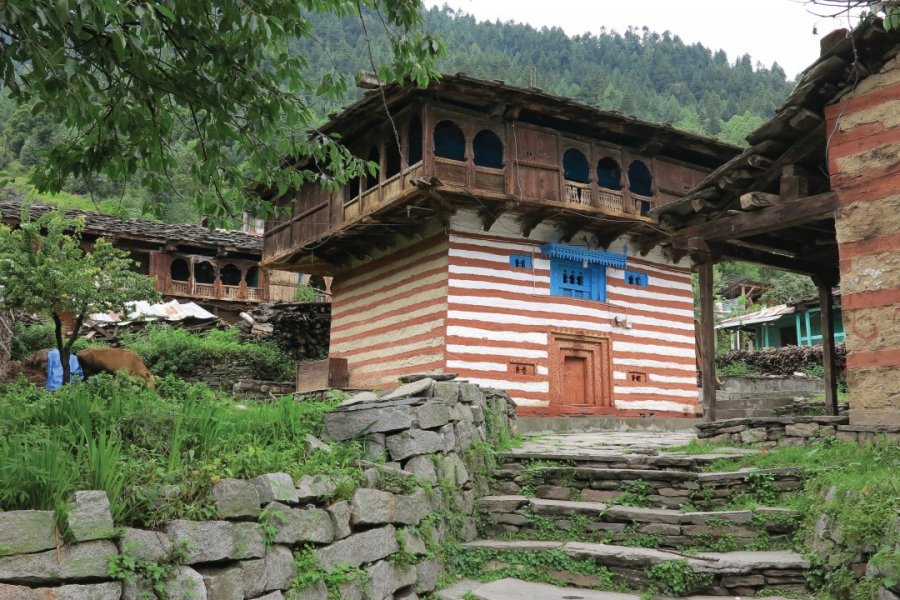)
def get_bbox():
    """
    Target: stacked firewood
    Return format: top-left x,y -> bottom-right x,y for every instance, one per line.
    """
239,301 -> 331,360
